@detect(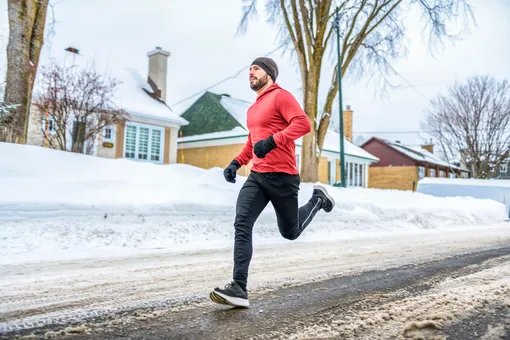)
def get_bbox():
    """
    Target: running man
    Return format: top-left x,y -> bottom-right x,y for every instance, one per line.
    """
210,57 -> 335,308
